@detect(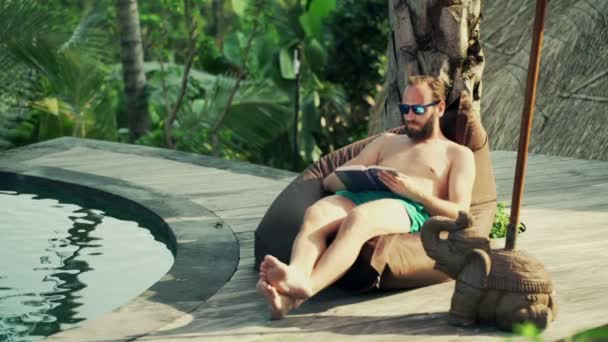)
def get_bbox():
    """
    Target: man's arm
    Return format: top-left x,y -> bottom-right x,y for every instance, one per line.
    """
322,133 -> 392,193
415,147 -> 475,218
